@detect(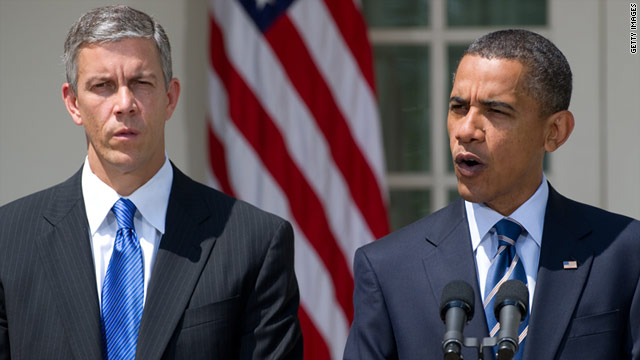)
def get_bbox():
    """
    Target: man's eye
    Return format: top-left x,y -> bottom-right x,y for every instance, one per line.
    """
450,104 -> 467,113
92,82 -> 112,91
488,108 -> 507,115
